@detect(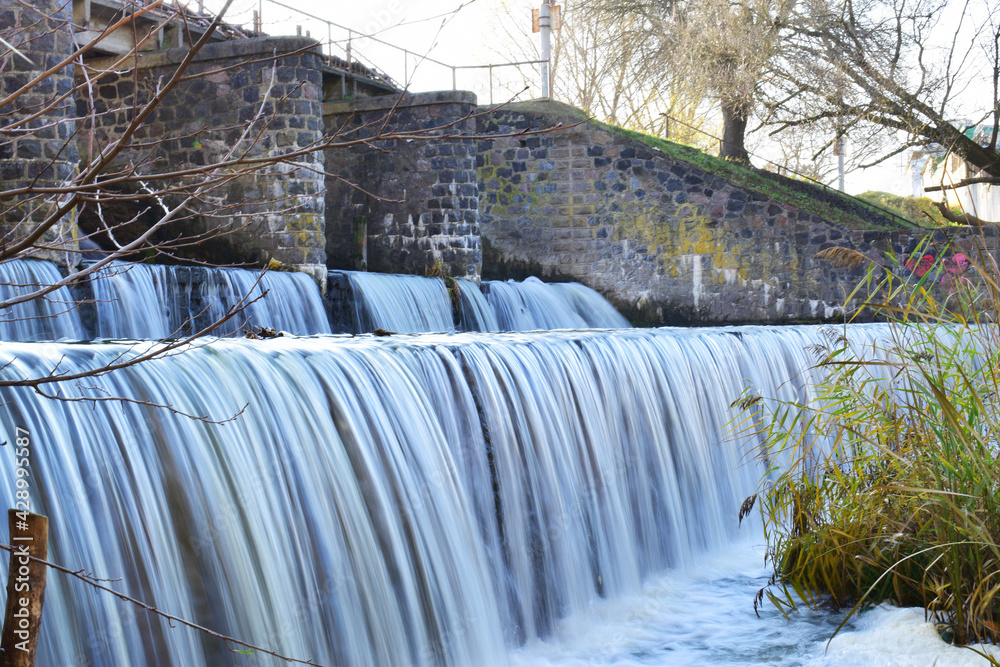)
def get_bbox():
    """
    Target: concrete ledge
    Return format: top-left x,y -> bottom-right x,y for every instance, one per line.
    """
323,90 -> 477,116
292,264 -> 329,294
85,35 -> 323,70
